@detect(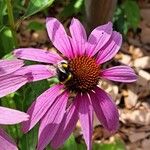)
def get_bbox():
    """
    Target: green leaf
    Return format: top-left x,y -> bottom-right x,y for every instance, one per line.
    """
19,125 -> 38,150
93,139 -> 125,150
23,0 -> 54,19
0,25 -> 5,32
13,0 -> 26,18
60,0 -> 84,18
14,79 -> 50,111
77,143 -> 86,150
48,77 -> 59,87
2,52 -> 14,59
45,147 -> 52,150
0,0 -> 7,25
0,26 -> 16,57
113,7 -> 129,35
123,0 -> 140,29
27,21 -> 45,31
115,139 -> 126,150
61,134 -> 77,150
